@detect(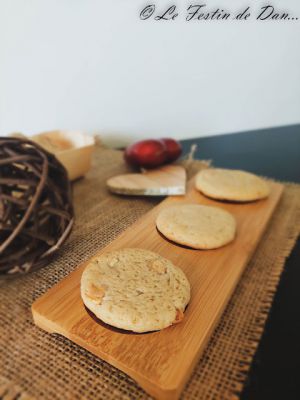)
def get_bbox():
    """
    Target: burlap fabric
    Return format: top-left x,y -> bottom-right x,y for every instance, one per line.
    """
0,146 -> 299,400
